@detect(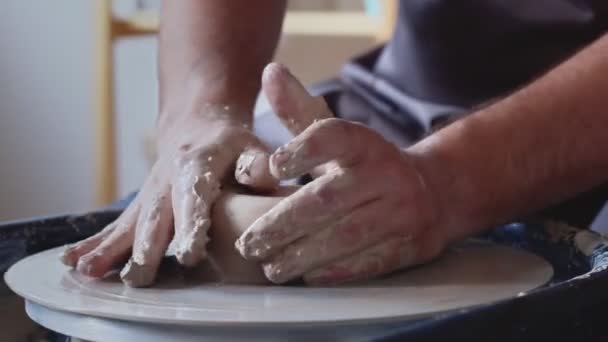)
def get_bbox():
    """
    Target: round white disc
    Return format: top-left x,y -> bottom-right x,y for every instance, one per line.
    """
5,241 -> 552,327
